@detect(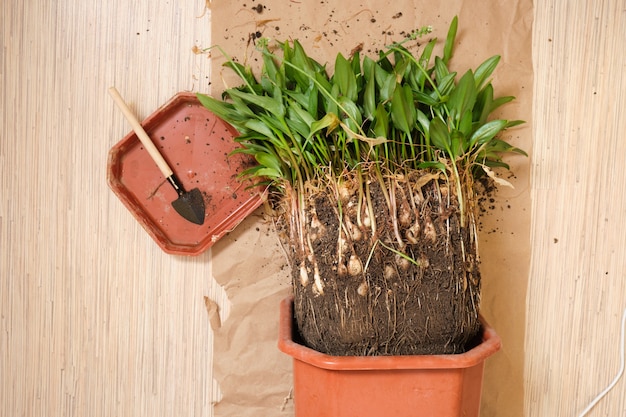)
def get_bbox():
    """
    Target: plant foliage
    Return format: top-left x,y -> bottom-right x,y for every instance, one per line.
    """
197,16 -> 525,228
